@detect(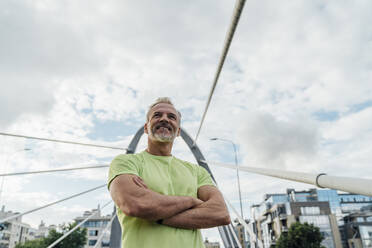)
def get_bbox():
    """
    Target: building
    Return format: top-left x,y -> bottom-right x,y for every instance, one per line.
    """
204,238 -> 220,248
233,220 -> 249,248
340,207 -> 372,248
75,206 -> 112,248
250,188 -> 343,248
33,221 -> 56,239
0,206 -> 35,248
